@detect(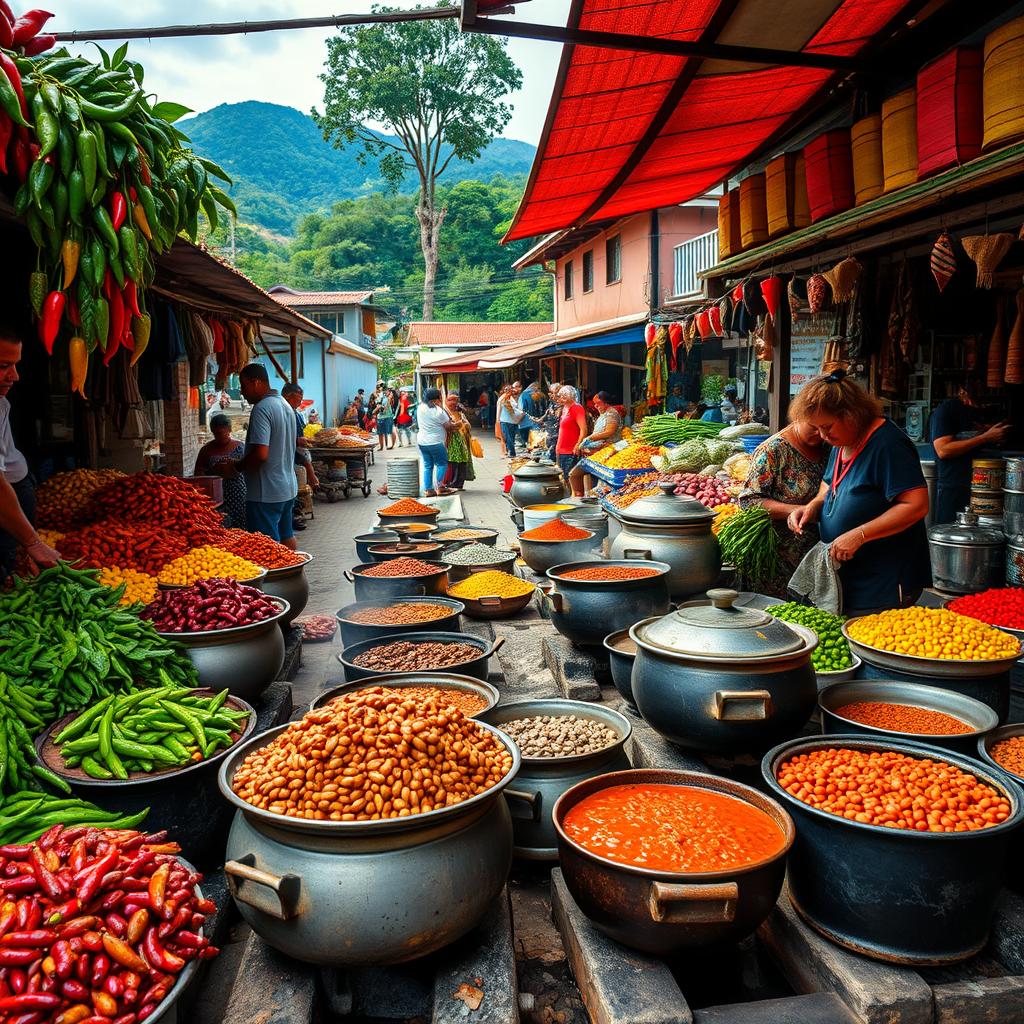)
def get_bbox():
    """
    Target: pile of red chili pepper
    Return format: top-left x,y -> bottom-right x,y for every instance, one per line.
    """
0,823 -> 217,1022
57,523 -> 192,577
140,578 -> 280,633
947,588 -> 1024,632
80,475 -> 224,538
213,530 -> 304,570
